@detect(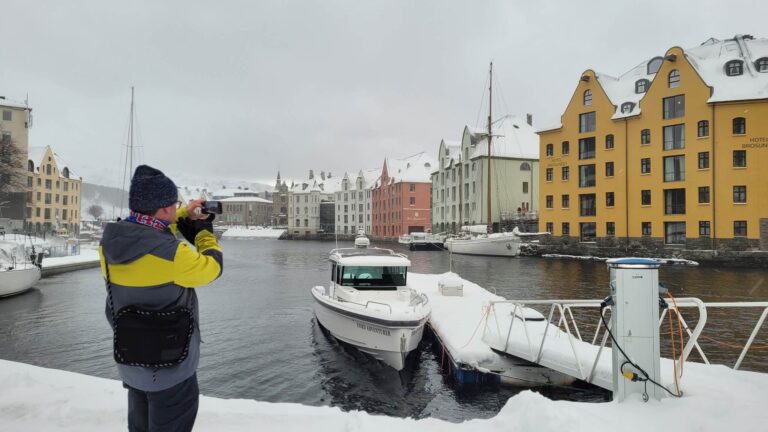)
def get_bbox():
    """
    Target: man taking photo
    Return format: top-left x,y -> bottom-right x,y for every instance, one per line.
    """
99,164 -> 223,432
